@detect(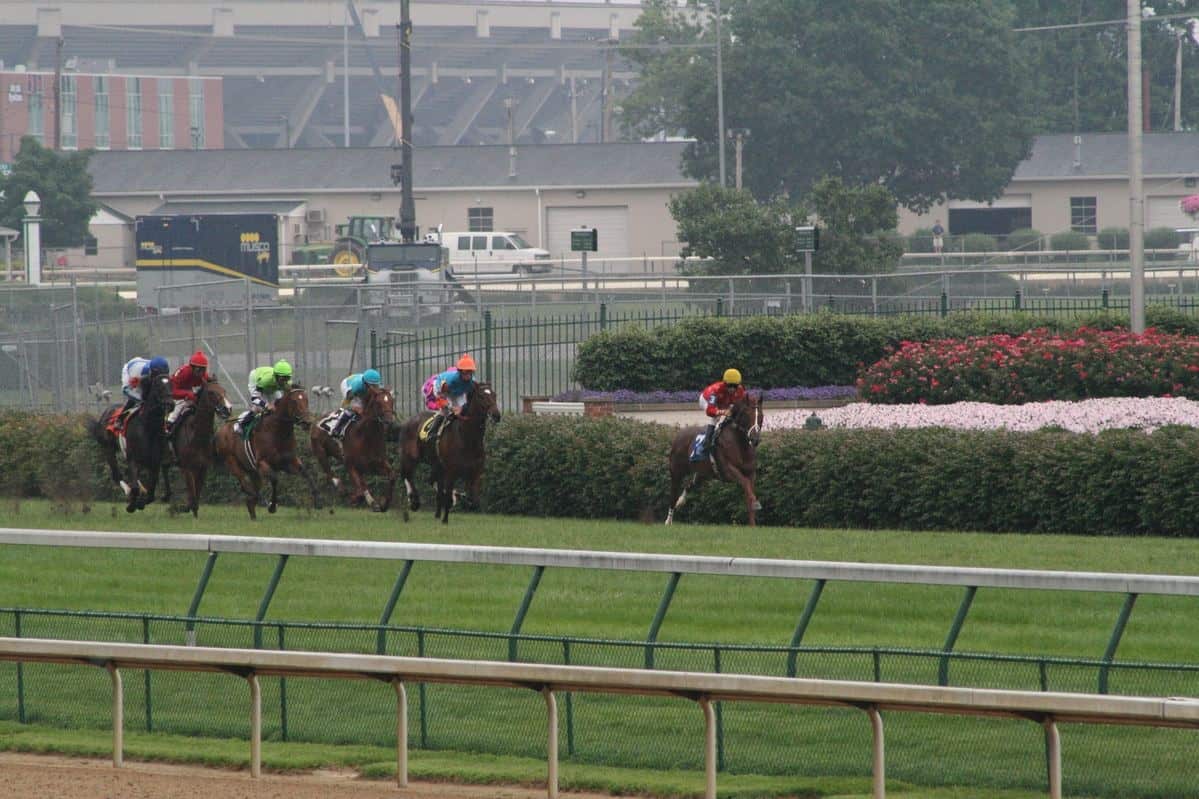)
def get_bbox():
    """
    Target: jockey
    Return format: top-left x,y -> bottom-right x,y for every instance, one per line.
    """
165,350 -> 209,434
330,368 -> 382,438
112,355 -> 170,434
423,354 -> 476,439
234,359 -> 293,433
698,368 -> 747,456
